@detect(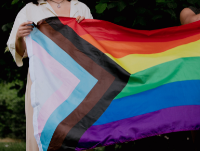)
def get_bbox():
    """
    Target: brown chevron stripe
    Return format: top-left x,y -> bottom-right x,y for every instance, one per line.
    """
37,20 -> 115,151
